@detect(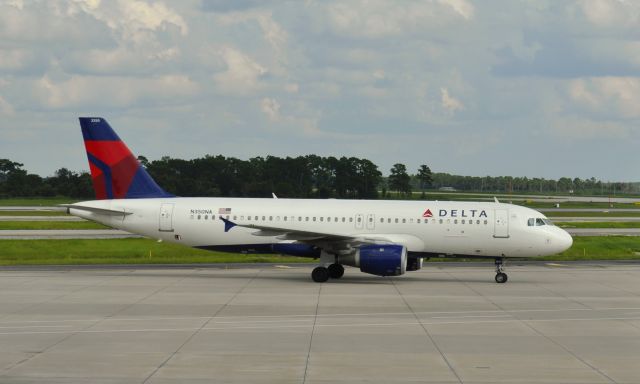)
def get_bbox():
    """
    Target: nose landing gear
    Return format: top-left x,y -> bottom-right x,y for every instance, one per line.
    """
495,258 -> 508,283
